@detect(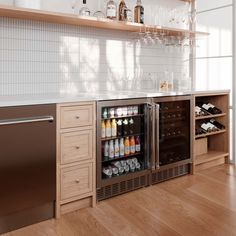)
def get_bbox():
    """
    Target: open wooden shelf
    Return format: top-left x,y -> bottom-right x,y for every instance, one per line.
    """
195,113 -> 227,120
195,129 -> 226,139
195,151 -> 229,165
0,5 -> 209,37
